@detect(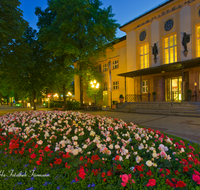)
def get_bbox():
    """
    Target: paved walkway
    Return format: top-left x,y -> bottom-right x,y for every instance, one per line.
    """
0,106 -> 200,144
